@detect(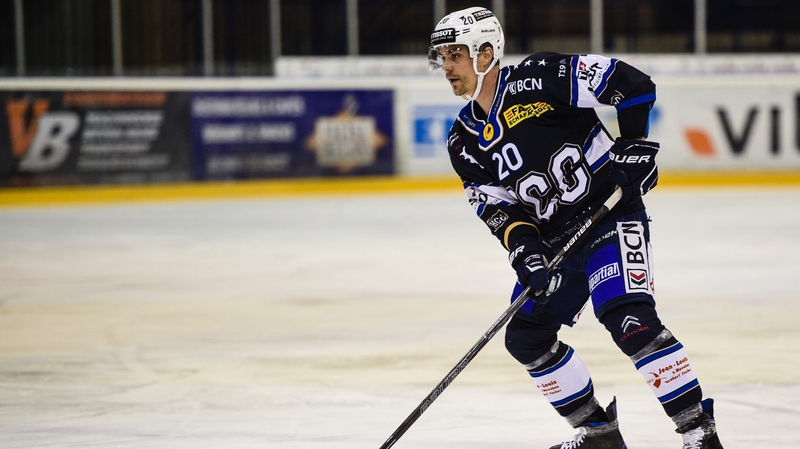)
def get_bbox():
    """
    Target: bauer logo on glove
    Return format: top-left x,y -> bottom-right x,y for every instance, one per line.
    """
609,152 -> 654,165
608,139 -> 659,203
